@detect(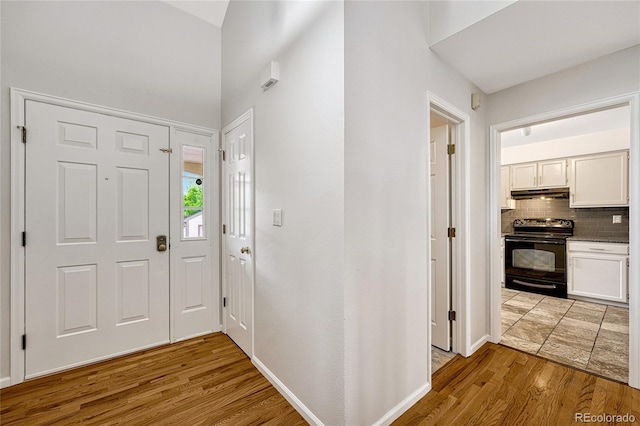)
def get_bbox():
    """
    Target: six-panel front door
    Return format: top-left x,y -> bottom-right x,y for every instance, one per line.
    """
25,101 -> 171,378
222,110 -> 254,357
